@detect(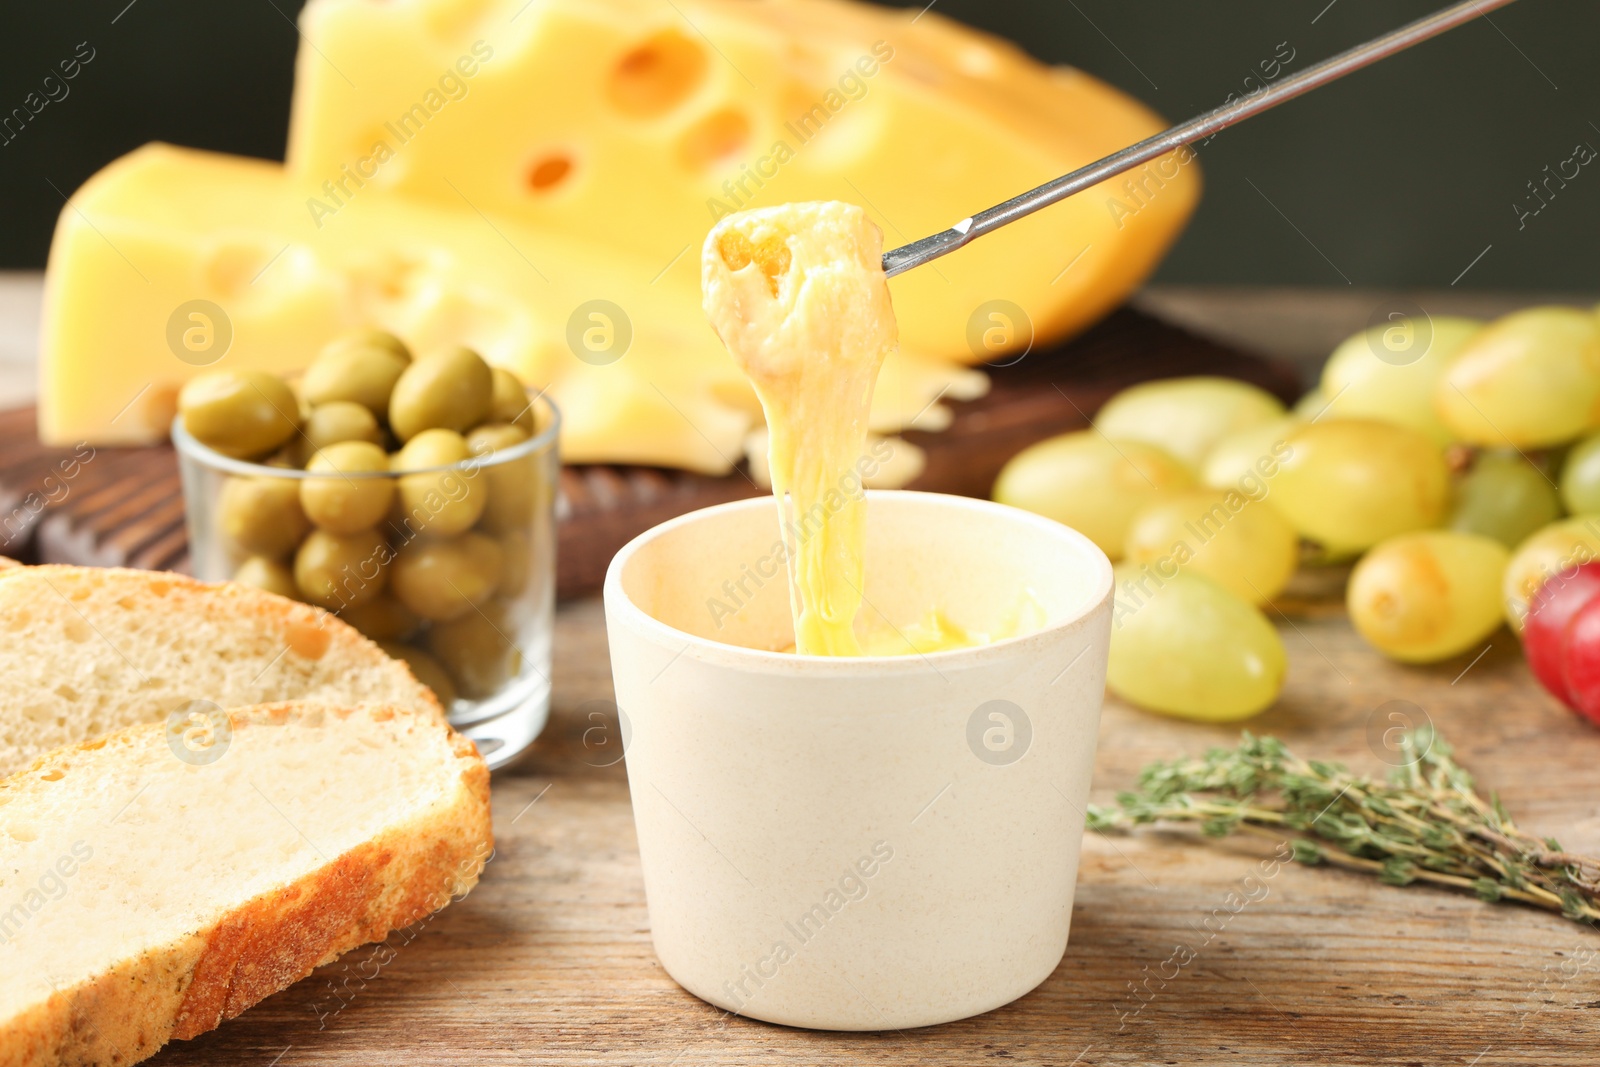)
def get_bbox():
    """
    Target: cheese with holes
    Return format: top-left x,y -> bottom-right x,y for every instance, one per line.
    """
38,143 -> 979,465
42,0 -> 1195,466
286,0 -> 1198,360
